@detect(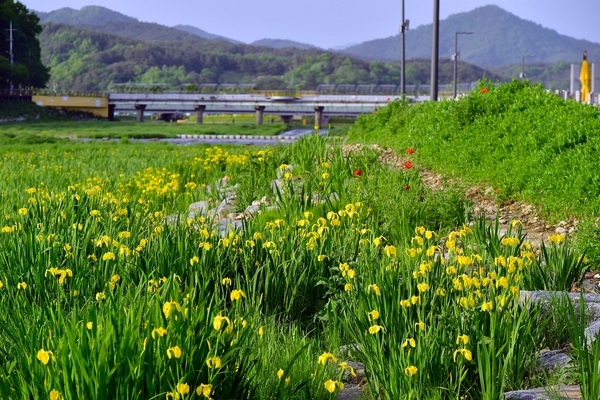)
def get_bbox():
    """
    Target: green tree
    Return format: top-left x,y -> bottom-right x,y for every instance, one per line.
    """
0,0 -> 49,89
